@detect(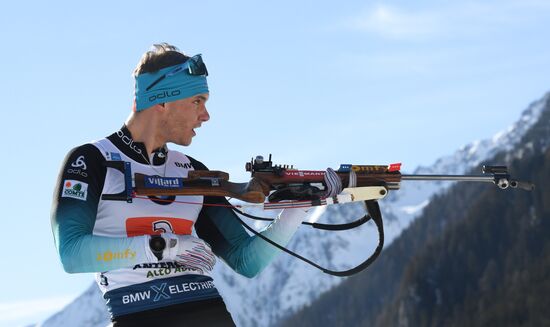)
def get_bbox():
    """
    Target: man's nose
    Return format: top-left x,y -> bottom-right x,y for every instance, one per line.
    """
200,106 -> 210,122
